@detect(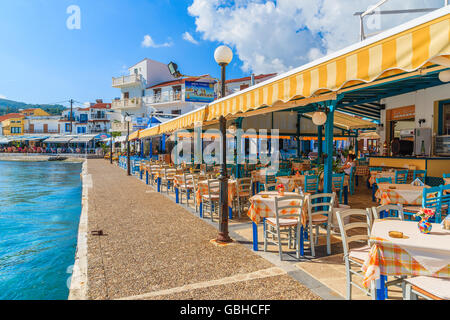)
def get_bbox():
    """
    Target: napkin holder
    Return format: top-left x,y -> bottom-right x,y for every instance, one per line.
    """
411,178 -> 424,186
